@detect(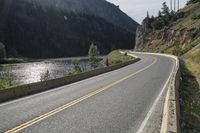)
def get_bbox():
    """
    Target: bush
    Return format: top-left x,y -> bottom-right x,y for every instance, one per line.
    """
0,67 -> 15,90
192,13 -> 200,20
64,59 -> 84,76
124,52 -> 127,56
40,70 -> 52,81
72,59 -> 83,74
